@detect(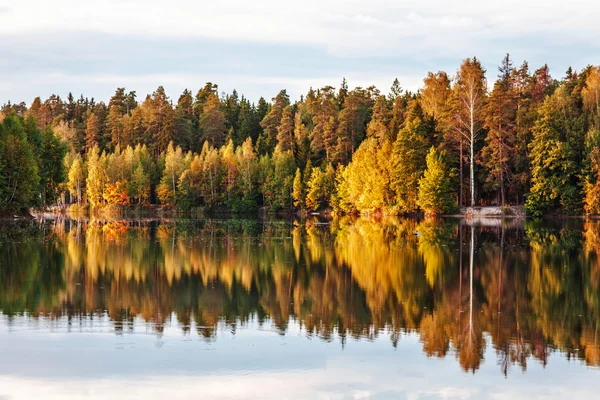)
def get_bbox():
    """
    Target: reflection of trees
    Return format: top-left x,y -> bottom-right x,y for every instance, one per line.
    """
1,217 -> 600,373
